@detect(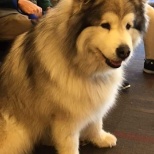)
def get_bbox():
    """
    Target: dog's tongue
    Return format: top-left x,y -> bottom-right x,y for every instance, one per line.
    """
110,60 -> 122,67
106,59 -> 122,68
